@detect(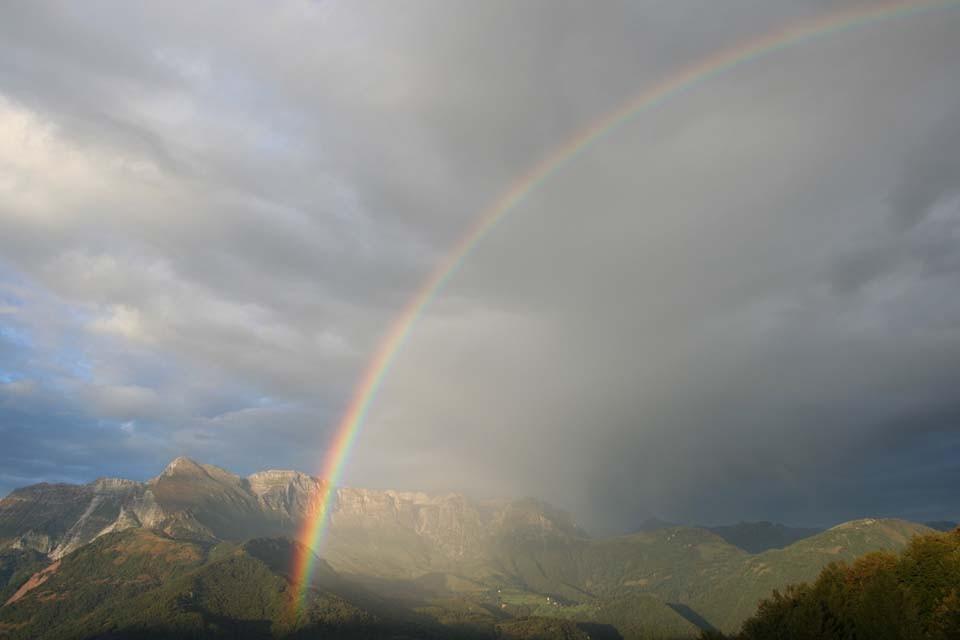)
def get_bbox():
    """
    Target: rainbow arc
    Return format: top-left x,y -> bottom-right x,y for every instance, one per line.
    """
290,0 -> 960,611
